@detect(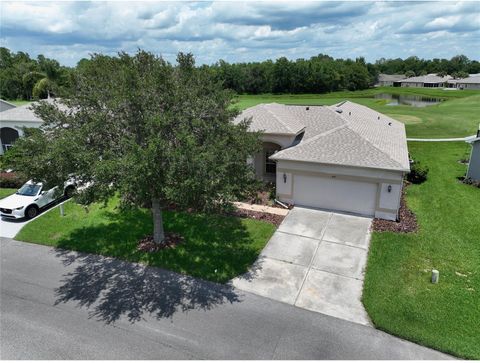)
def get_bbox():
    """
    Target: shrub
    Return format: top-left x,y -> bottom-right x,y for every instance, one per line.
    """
463,177 -> 480,188
0,172 -> 25,188
407,162 -> 429,184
